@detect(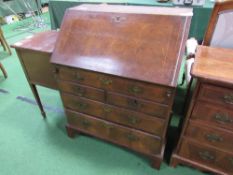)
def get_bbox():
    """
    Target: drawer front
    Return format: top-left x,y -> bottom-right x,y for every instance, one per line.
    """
185,121 -> 233,153
66,110 -> 162,155
57,66 -> 173,104
62,93 -> 165,136
58,80 -> 105,102
107,92 -> 169,118
179,139 -> 233,174
21,51 -> 58,89
192,101 -> 233,131
198,84 -> 233,110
